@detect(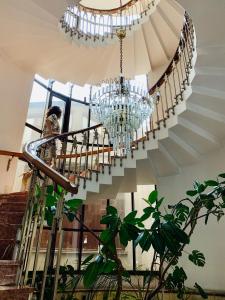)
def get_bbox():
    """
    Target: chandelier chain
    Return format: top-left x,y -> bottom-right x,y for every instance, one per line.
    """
120,0 -> 123,75
120,38 -> 123,75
